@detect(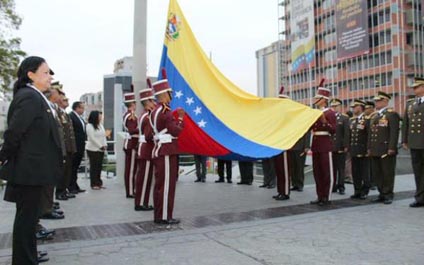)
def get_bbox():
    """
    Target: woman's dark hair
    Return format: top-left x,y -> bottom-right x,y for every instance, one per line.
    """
88,110 -> 102,130
13,56 -> 46,95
